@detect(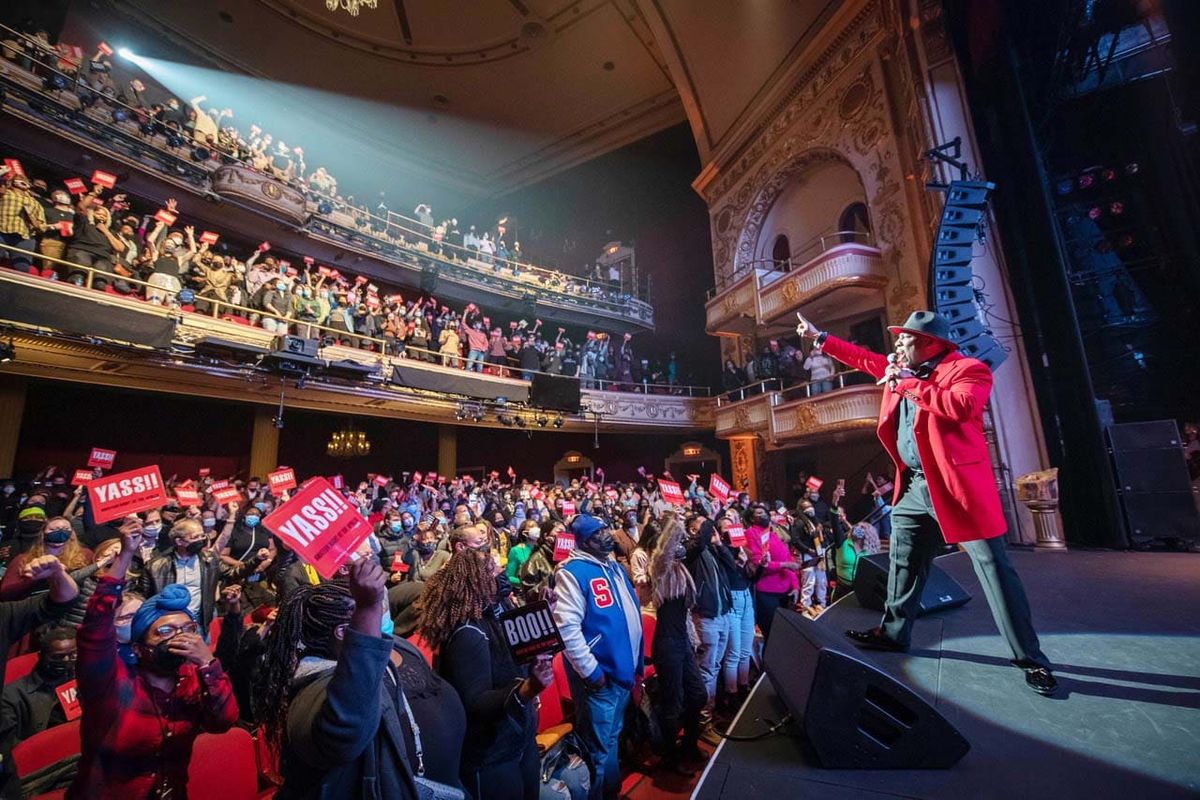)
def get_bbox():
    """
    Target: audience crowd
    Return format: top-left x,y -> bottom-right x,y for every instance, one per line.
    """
0,459 -> 885,798
0,161 -> 691,392
0,23 -> 646,313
